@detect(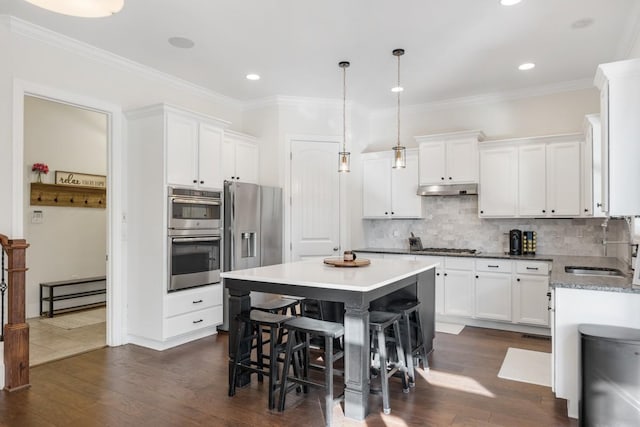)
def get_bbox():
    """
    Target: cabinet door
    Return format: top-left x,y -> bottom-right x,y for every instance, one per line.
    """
198,123 -> 223,189
514,274 -> 549,326
418,141 -> 446,184
478,146 -> 517,217
443,269 -> 474,317
547,141 -> 581,216
518,143 -> 547,216
221,136 -> 236,181
474,272 -> 512,321
600,83 -> 609,213
167,113 -> 198,187
391,152 -> 422,218
234,140 -> 259,184
447,138 -> 478,183
363,156 -> 391,218
435,268 -> 444,315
